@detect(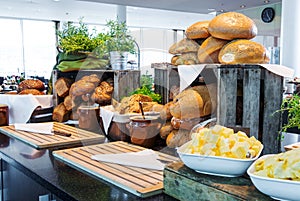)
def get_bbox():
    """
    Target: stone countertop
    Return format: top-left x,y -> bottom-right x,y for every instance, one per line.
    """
0,134 -> 177,201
